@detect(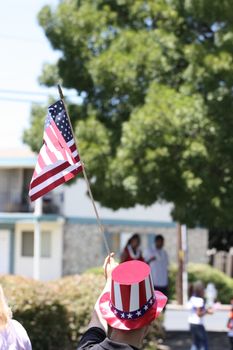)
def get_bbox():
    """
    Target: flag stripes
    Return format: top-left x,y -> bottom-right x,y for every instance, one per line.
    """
29,100 -> 82,201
